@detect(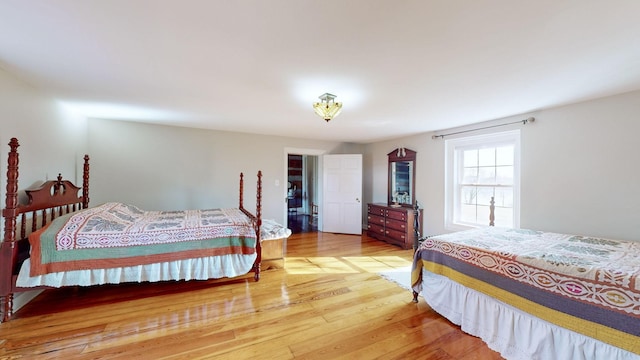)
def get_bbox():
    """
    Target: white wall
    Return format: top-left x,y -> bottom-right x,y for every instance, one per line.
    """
0,66 -> 89,232
364,90 -> 640,242
0,66 -> 88,315
87,118 -> 362,226
522,91 -> 640,241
